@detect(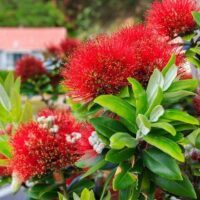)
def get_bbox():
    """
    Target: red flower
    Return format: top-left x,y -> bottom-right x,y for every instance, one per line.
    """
193,92 -> 200,116
46,44 -> 61,57
38,109 -> 96,155
114,25 -> 183,84
15,56 -> 47,82
11,122 -> 79,182
63,26 -> 183,102
146,0 -> 199,39
60,38 -> 80,56
63,36 -> 138,102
